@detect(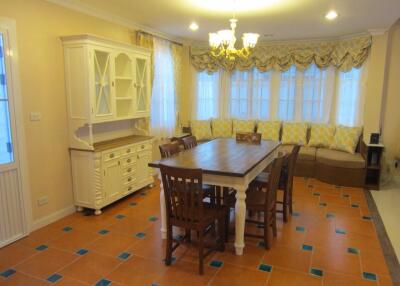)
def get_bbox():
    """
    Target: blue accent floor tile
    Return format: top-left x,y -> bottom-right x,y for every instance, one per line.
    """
151,284 -> 160,286
173,234 -> 185,242
0,269 -> 16,278
342,194 -> 350,198
312,192 -> 320,196
47,273 -> 63,283
76,248 -> 89,256
296,226 -> 305,232
129,202 -> 138,206
115,214 -> 126,219
302,244 -> 313,251
310,268 -> 323,277
258,264 -> 272,272
118,252 -> 131,260
347,247 -> 360,255
335,228 -> 347,235
362,216 -> 372,221
135,232 -> 146,238
326,213 -> 335,219
149,216 -> 158,222
95,279 -> 112,286
36,244 -> 48,251
257,240 -> 266,248
363,272 -> 377,281
292,212 -> 300,217
140,192 -> 147,196
351,204 -> 359,208
163,256 -> 176,264
209,260 -> 223,268
319,202 -> 327,207
98,229 -> 109,235
62,226 -> 73,232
